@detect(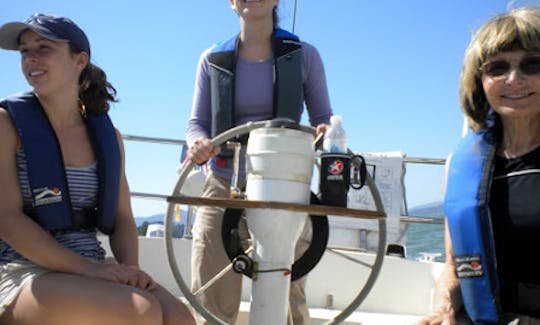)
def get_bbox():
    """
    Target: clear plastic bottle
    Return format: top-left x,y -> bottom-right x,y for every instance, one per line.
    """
323,115 -> 347,153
